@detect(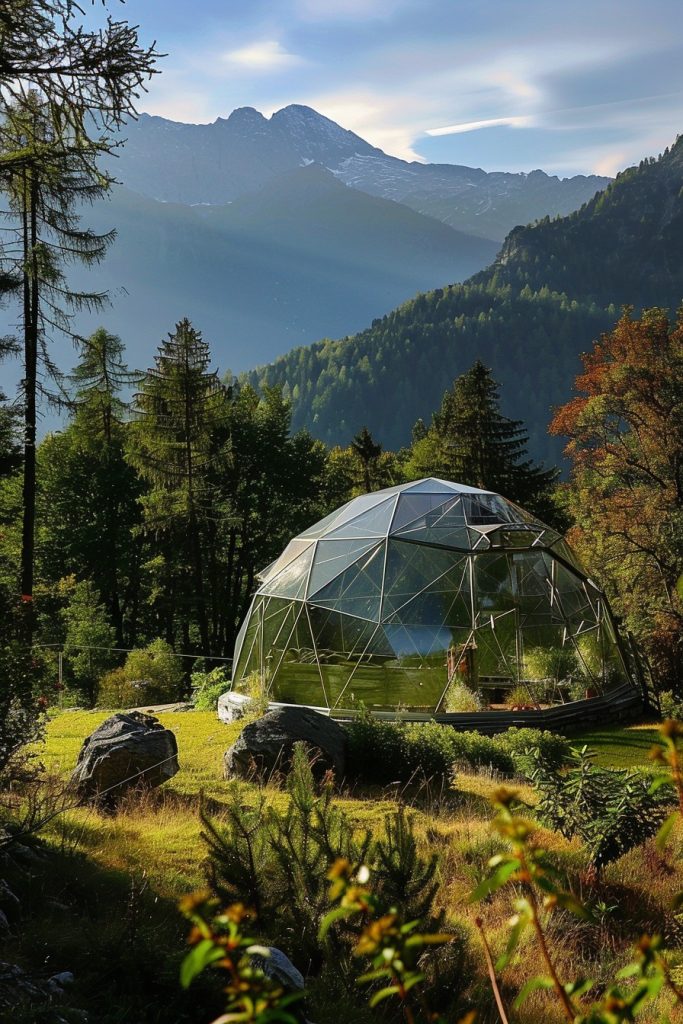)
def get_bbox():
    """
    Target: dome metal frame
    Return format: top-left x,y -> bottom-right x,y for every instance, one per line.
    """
230,479 -> 644,723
